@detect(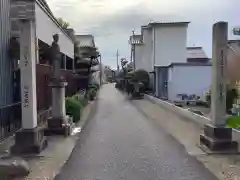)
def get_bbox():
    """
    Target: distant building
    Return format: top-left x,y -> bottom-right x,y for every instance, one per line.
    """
103,66 -> 116,82
162,62 -> 211,101
130,22 -> 189,91
75,35 -> 95,48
